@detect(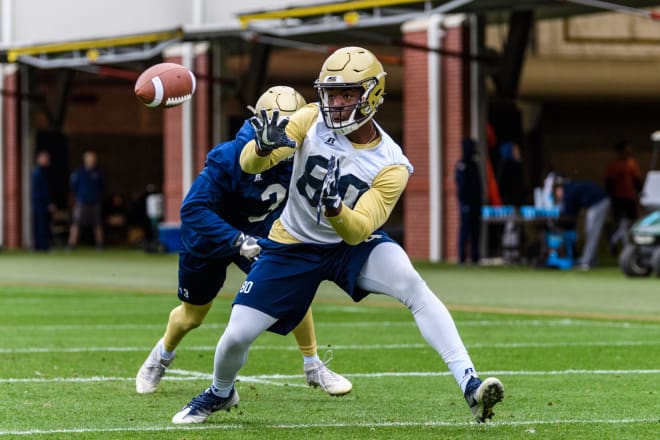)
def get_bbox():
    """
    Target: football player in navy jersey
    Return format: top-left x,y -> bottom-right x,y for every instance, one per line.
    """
173,48 -> 503,425
136,86 -> 351,397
